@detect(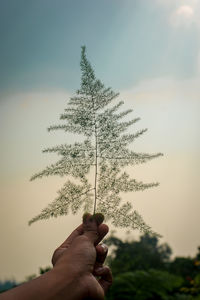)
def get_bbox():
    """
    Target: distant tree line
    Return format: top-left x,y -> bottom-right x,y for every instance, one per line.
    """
104,234 -> 200,300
